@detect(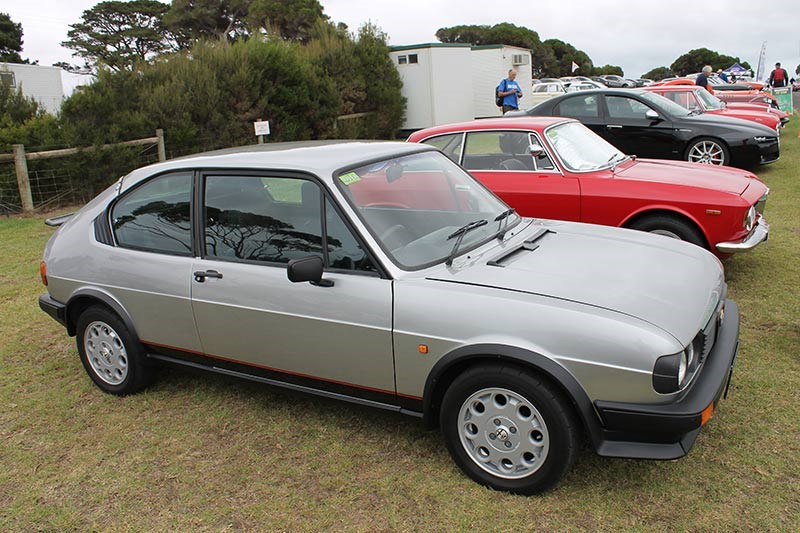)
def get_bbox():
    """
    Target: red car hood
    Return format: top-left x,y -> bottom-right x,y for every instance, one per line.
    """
726,103 -> 789,119
707,109 -> 780,129
614,159 -> 753,195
